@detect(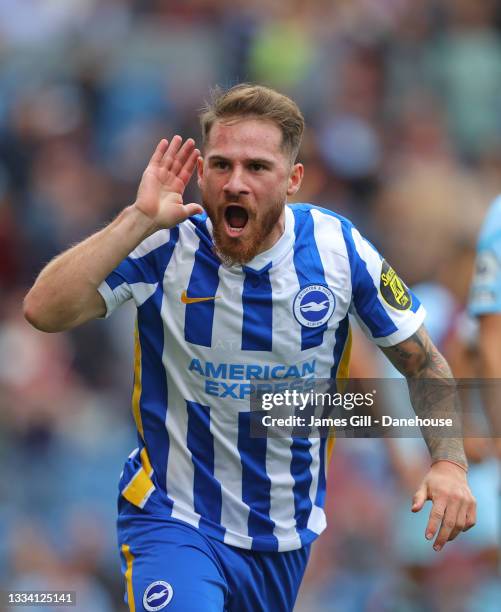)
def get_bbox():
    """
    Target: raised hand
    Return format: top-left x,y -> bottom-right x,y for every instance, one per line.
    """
135,136 -> 203,230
